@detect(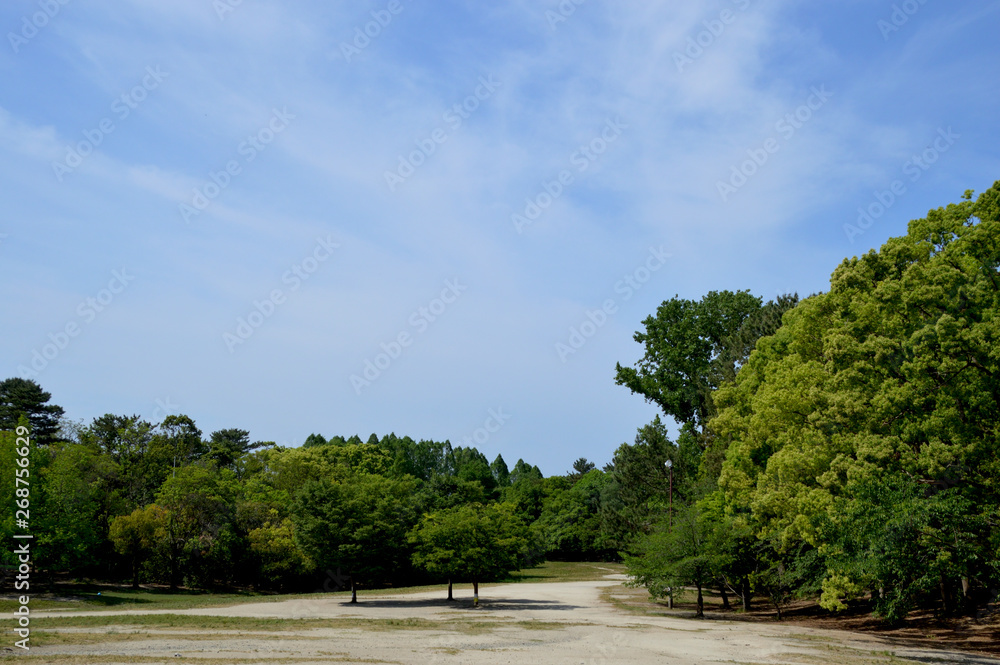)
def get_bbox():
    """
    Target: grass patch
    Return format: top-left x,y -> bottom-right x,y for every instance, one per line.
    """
504,561 -> 623,584
32,613 -> 555,635
512,619 -> 590,631
769,651 -> 919,665
29,630 -> 240,646
0,587 -> 300,614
